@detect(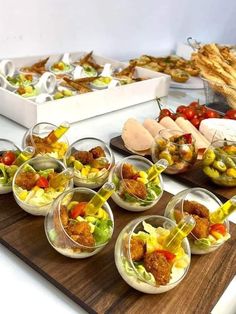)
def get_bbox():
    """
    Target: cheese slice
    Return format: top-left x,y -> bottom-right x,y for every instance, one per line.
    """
199,118 -> 236,142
